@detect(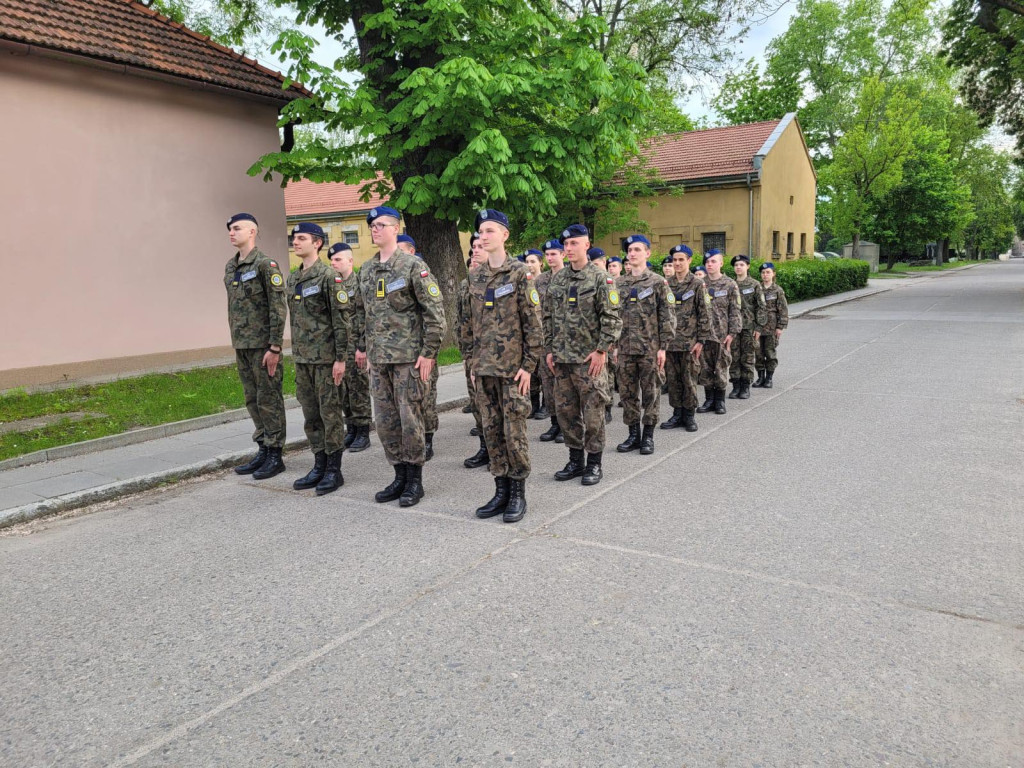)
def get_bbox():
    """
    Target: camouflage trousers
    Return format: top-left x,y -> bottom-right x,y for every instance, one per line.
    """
617,353 -> 661,426
464,361 -> 483,431
425,361 -> 440,434
698,341 -> 732,389
339,360 -> 372,426
235,347 -> 285,449
756,333 -> 779,373
553,362 -> 611,454
537,349 -> 555,410
665,349 -> 700,410
475,375 -> 531,480
295,362 -> 346,455
729,328 -> 757,382
371,362 -> 428,466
